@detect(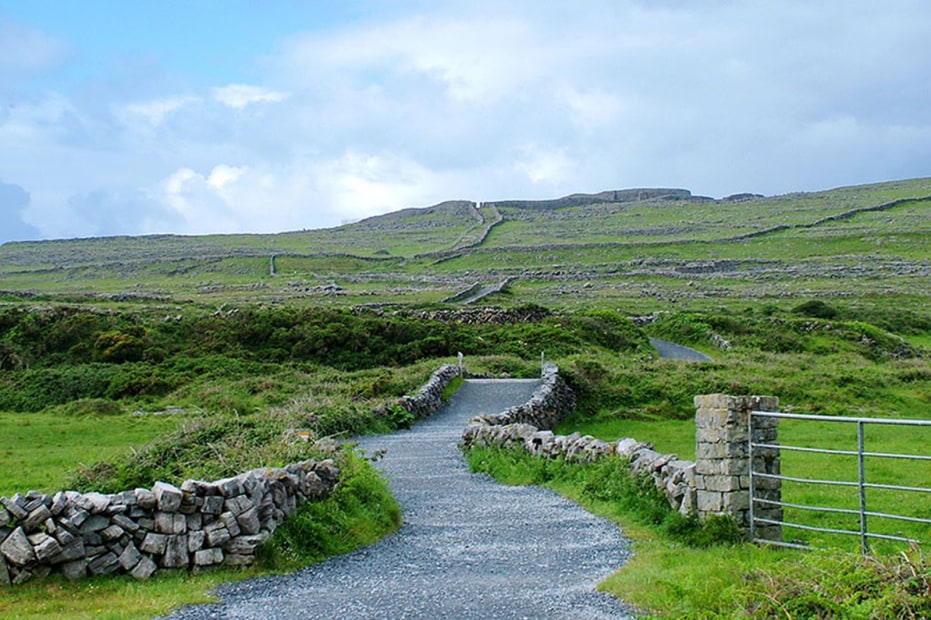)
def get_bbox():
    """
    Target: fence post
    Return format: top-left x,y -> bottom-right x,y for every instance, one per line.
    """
857,420 -> 869,555
694,394 -> 781,541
